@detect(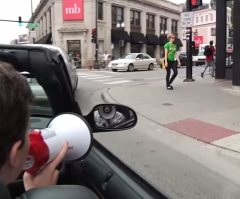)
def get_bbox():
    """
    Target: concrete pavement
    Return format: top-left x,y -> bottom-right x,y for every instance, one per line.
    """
76,68 -> 240,199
